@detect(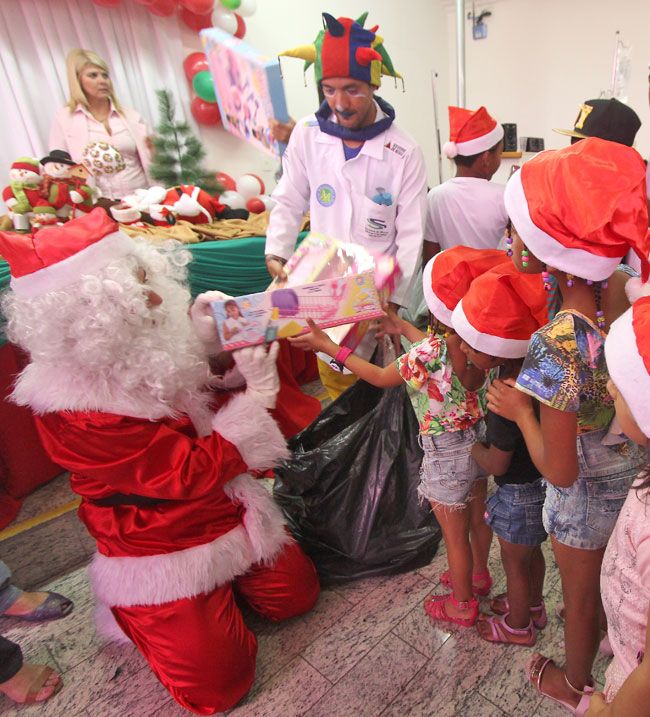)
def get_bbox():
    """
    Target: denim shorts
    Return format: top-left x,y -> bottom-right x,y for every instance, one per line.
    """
485,479 -> 547,546
542,429 -> 645,550
418,423 -> 487,508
